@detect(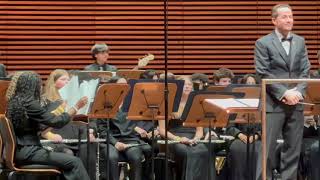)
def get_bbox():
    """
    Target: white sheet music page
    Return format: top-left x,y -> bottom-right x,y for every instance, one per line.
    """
205,98 -> 259,109
59,75 -> 99,115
